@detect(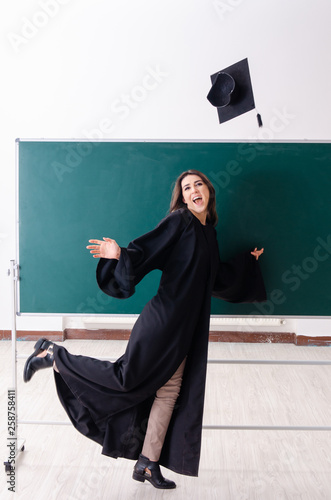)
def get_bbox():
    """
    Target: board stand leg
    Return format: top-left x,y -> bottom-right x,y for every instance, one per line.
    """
4,260 -> 25,474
